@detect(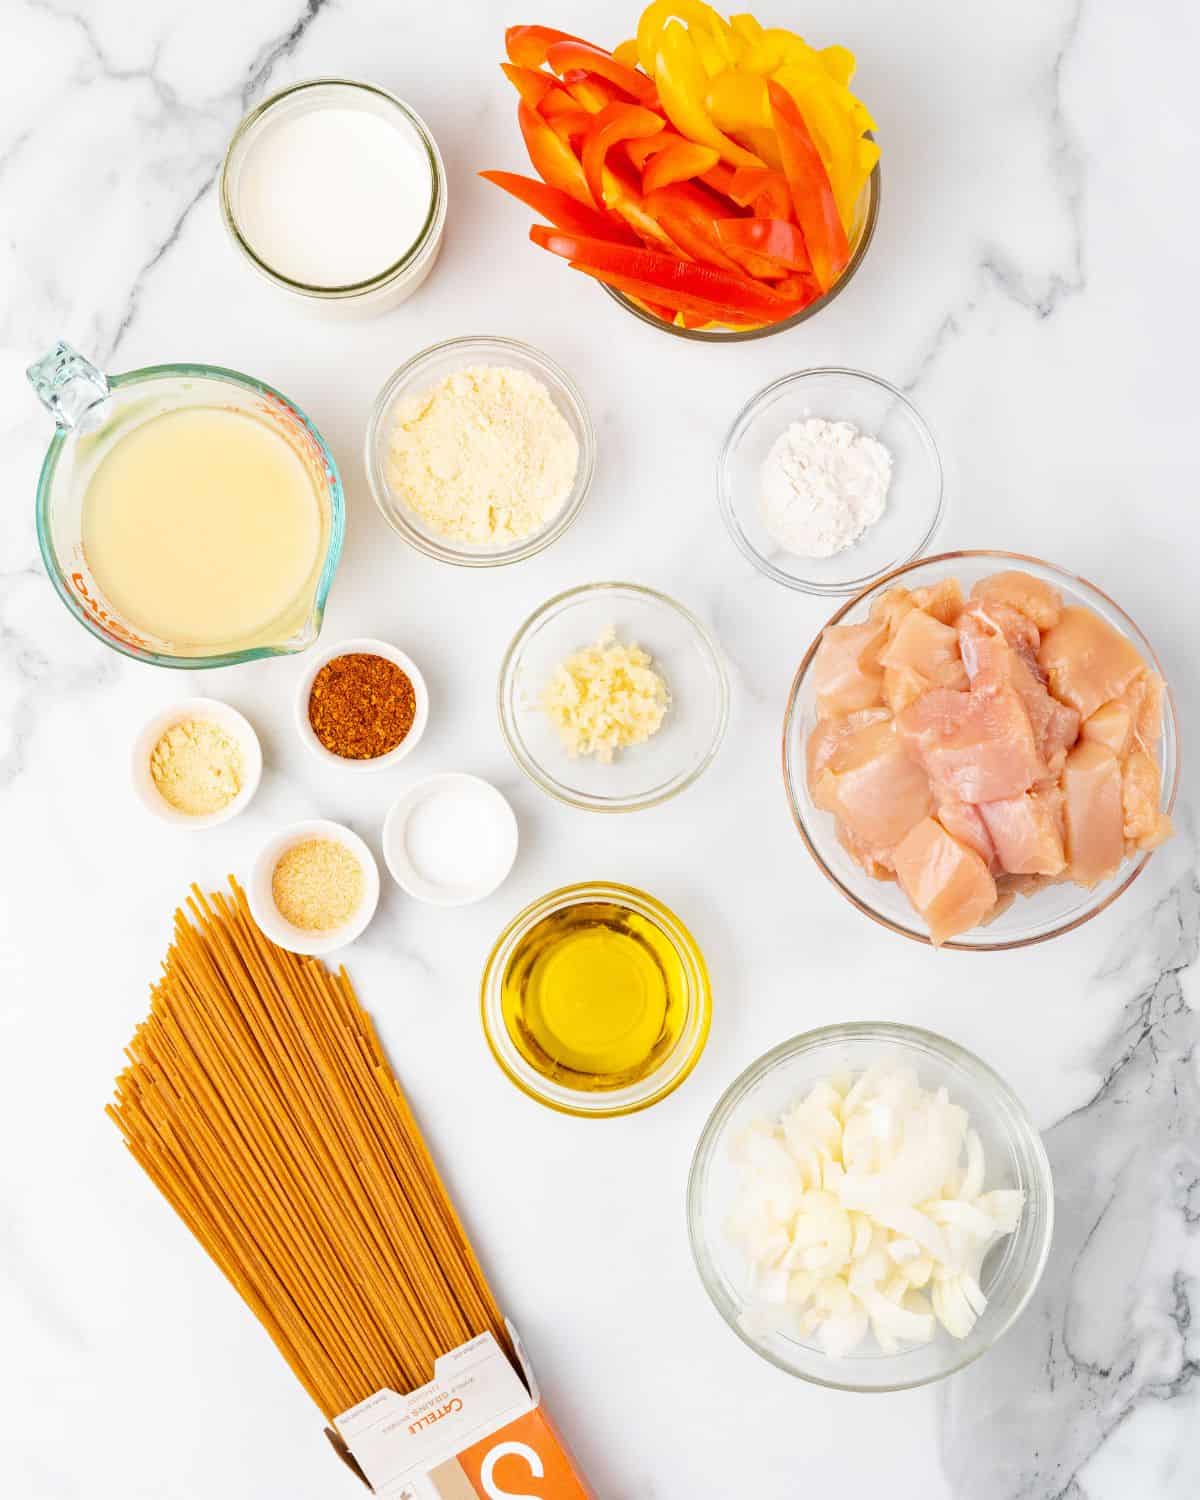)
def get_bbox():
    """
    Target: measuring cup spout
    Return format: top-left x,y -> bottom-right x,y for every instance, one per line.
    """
27,342 -> 110,429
